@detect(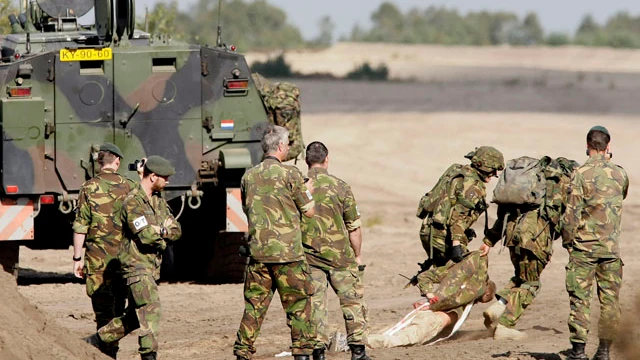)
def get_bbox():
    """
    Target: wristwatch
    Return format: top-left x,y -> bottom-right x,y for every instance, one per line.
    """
73,255 -> 82,261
